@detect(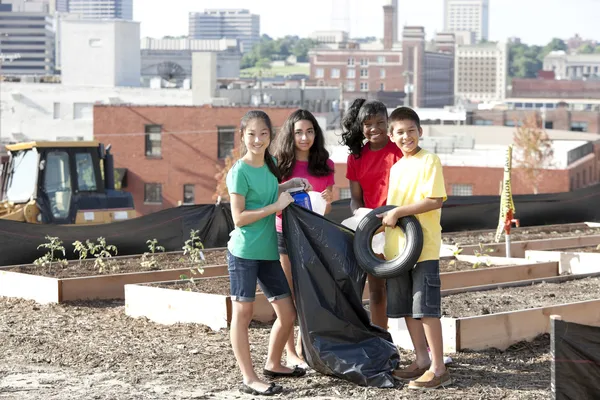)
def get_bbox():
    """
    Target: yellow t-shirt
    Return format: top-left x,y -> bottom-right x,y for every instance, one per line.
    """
383,149 -> 447,263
